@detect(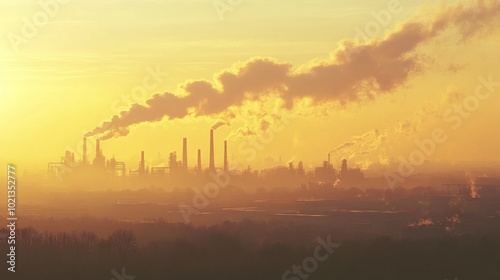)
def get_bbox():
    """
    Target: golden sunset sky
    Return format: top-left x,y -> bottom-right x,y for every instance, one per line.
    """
1,0 -> 499,172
